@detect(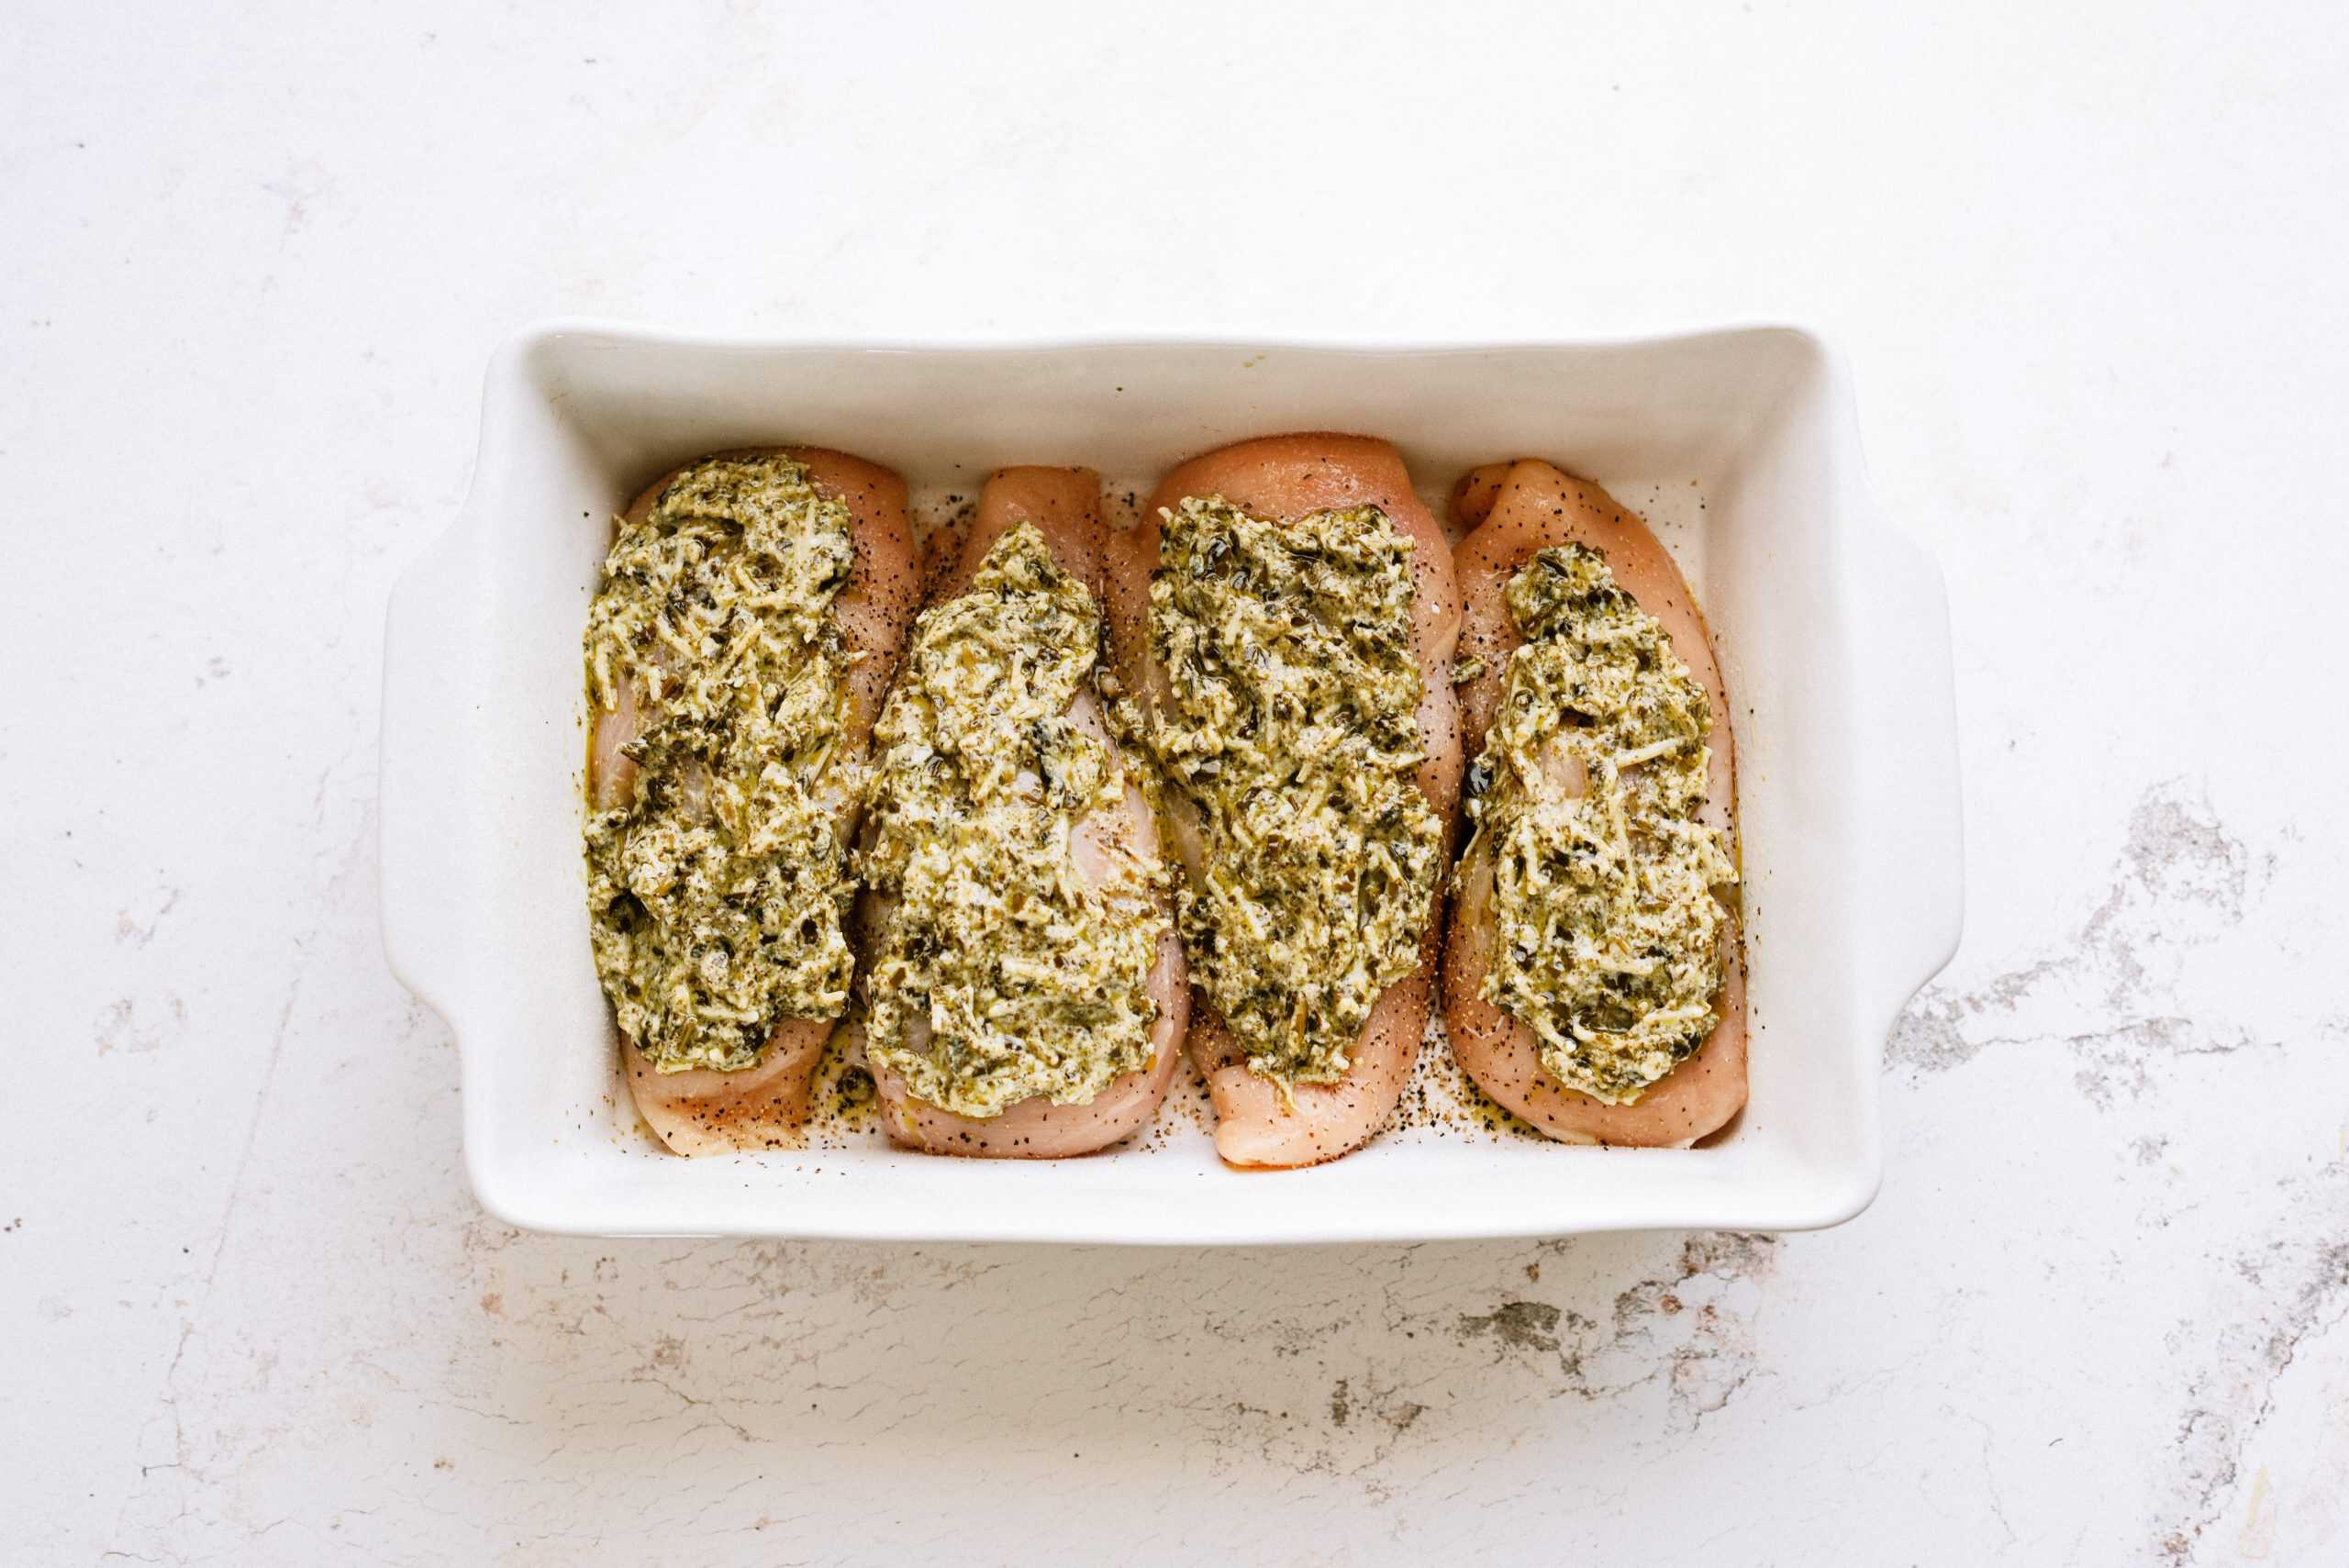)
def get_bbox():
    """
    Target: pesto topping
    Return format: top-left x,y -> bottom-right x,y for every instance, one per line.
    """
1138,495 -> 1442,1090
582,454 -> 859,1073
859,523 -> 1163,1119
1464,543 -> 1738,1104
